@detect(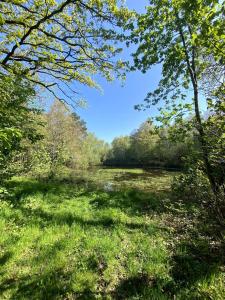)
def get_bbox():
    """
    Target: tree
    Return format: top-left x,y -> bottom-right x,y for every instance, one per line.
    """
81,133 -> 109,168
107,136 -> 131,165
205,100 -> 225,190
23,100 -> 109,175
130,0 -> 224,193
130,120 -> 159,165
0,0 -> 132,104
44,100 -> 87,172
0,75 -> 41,182
105,120 -> 191,169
